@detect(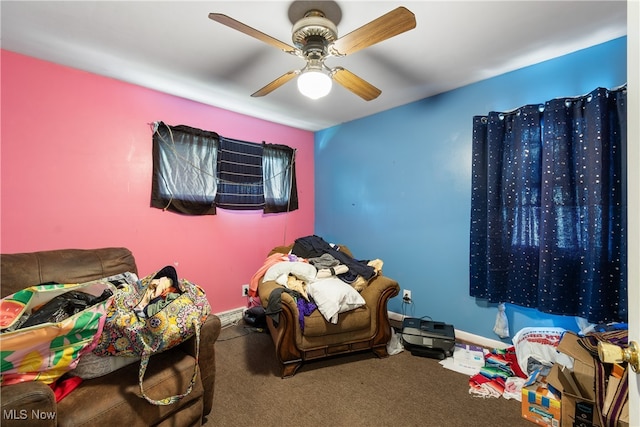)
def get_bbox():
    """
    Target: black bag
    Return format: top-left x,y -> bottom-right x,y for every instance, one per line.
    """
243,306 -> 266,328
